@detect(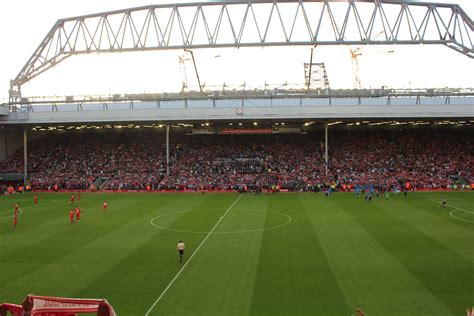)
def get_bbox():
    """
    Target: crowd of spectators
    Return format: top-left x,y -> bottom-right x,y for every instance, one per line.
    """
0,128 -> 472,191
